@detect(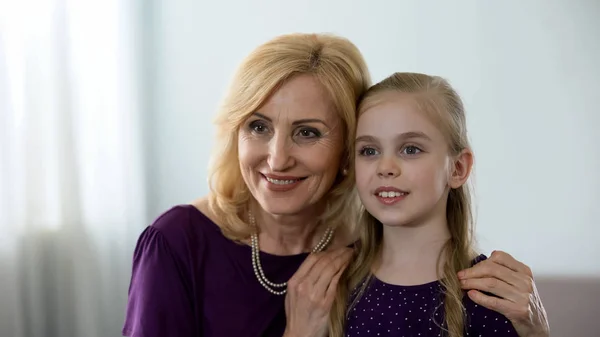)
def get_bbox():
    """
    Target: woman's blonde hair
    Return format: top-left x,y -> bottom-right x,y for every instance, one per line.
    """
329,72 -> 476,337
207,33 -> 371,241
